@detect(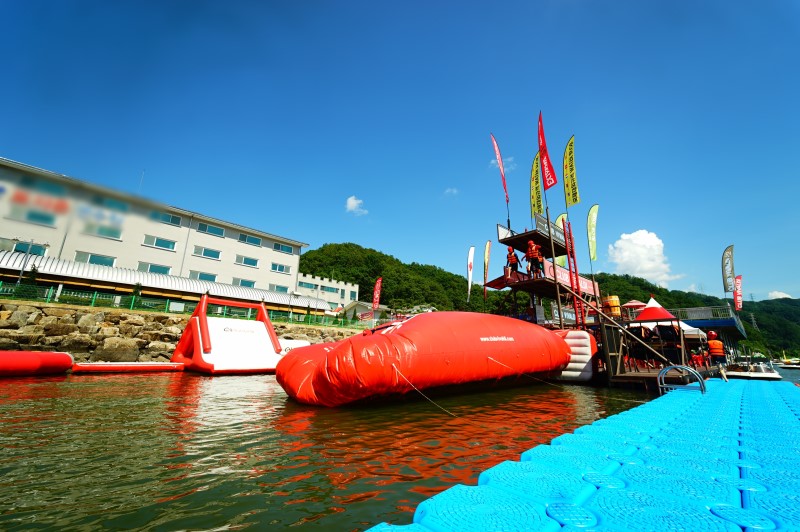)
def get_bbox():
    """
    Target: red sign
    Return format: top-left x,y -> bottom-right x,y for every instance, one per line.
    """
734,275 -> 743,311
372,277 -> 382,311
